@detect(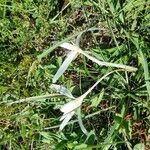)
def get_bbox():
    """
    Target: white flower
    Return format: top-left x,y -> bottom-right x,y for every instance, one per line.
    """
52,67 -> 134,131
59,97 -> 83,131
54,73 -> 108,131
59,111 -> 75,131
59,42 -> 137,72
50,84 -> 84,131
